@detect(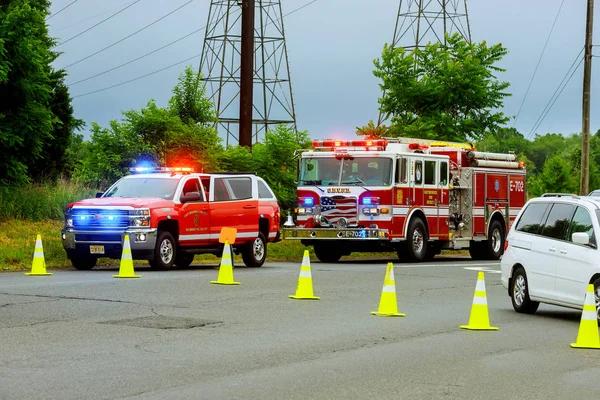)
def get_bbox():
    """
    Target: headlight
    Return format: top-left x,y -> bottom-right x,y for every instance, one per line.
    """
133,219 -> 143,227
129,208 -> 150,227
66,218 -> 73,228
